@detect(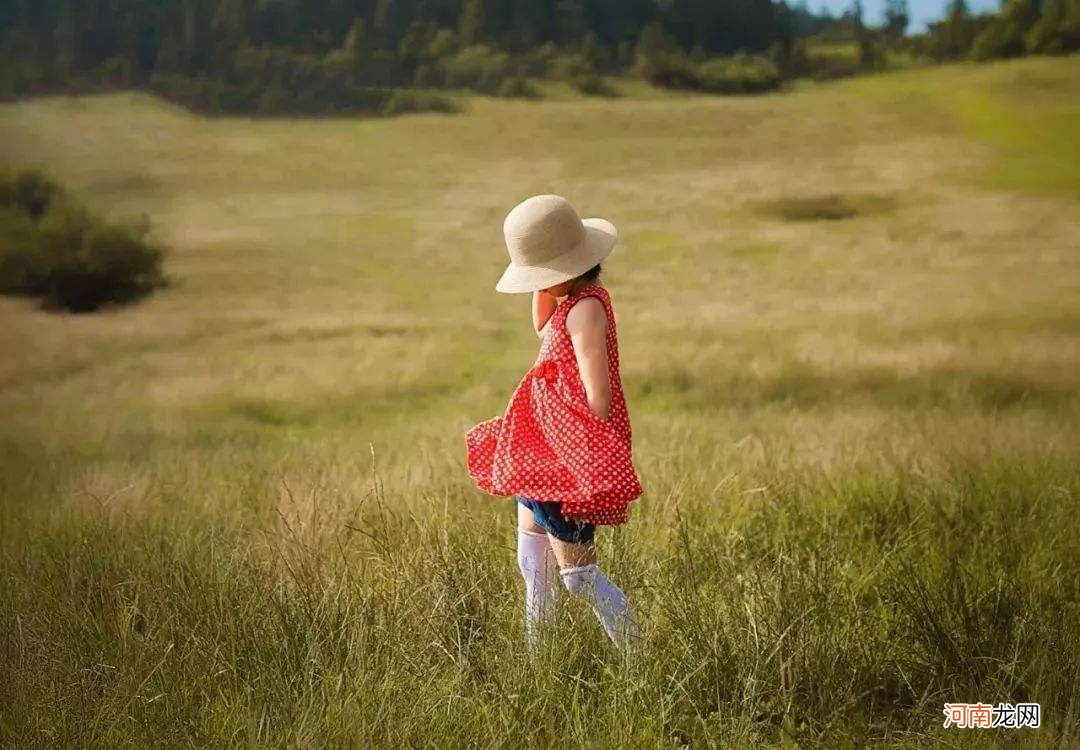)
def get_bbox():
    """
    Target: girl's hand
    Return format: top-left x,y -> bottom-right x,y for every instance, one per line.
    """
532,290 -> 557,338
565,297 -> 611,421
